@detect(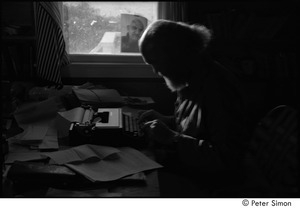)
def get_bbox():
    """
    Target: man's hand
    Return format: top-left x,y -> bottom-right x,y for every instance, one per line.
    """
138,110 -> 164,123
138,109 -> 175,129
141,119 -> 177,146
